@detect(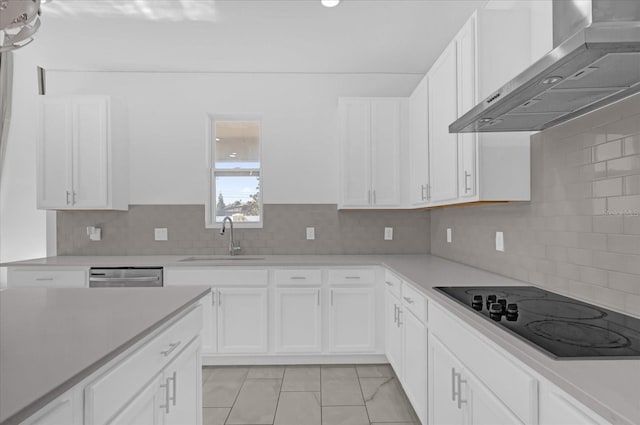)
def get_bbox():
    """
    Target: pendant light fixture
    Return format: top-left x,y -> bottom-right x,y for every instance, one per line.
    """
0,0 -> 43,52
